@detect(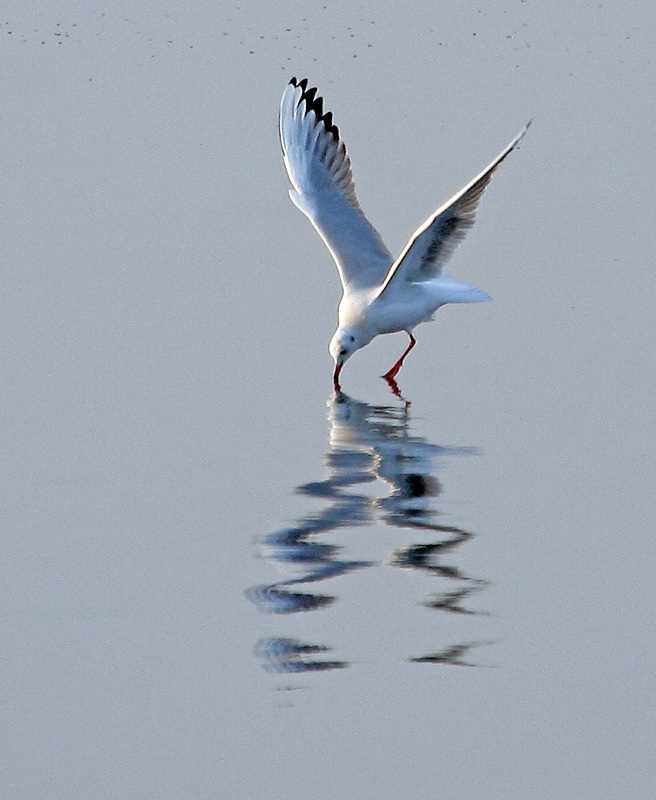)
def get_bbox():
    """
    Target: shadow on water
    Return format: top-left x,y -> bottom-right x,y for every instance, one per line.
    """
246,391 -> 491,675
